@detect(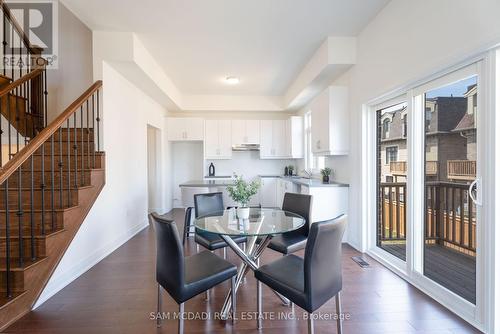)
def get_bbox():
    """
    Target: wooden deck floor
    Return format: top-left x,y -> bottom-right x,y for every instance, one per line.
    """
4,209 -> 480,333
380,243 -> 476,304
